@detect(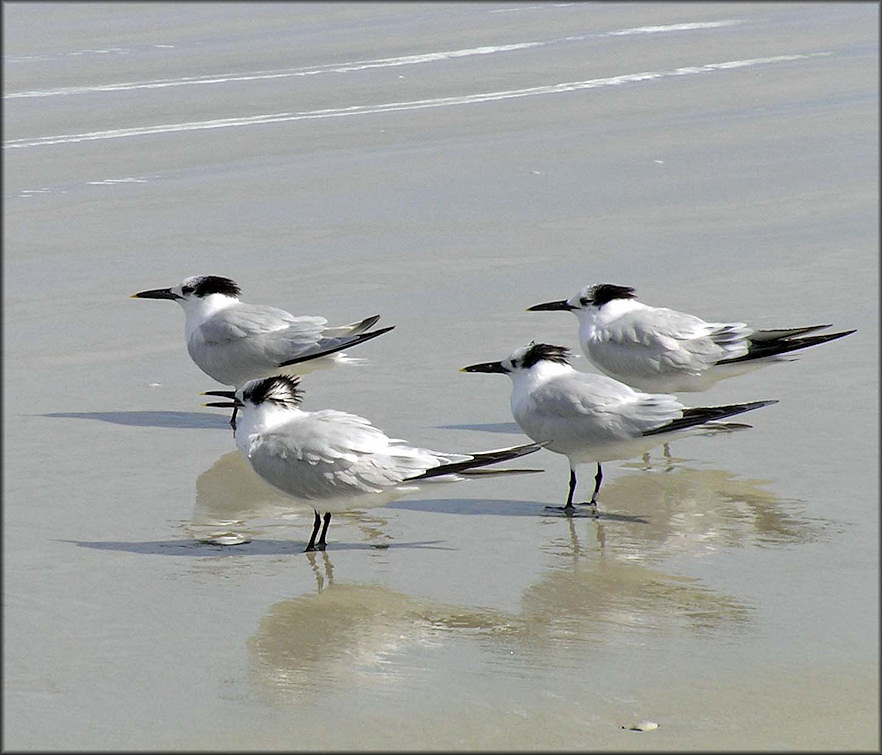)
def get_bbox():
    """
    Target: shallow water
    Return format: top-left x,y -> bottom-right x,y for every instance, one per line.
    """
4,2 -> 879,750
